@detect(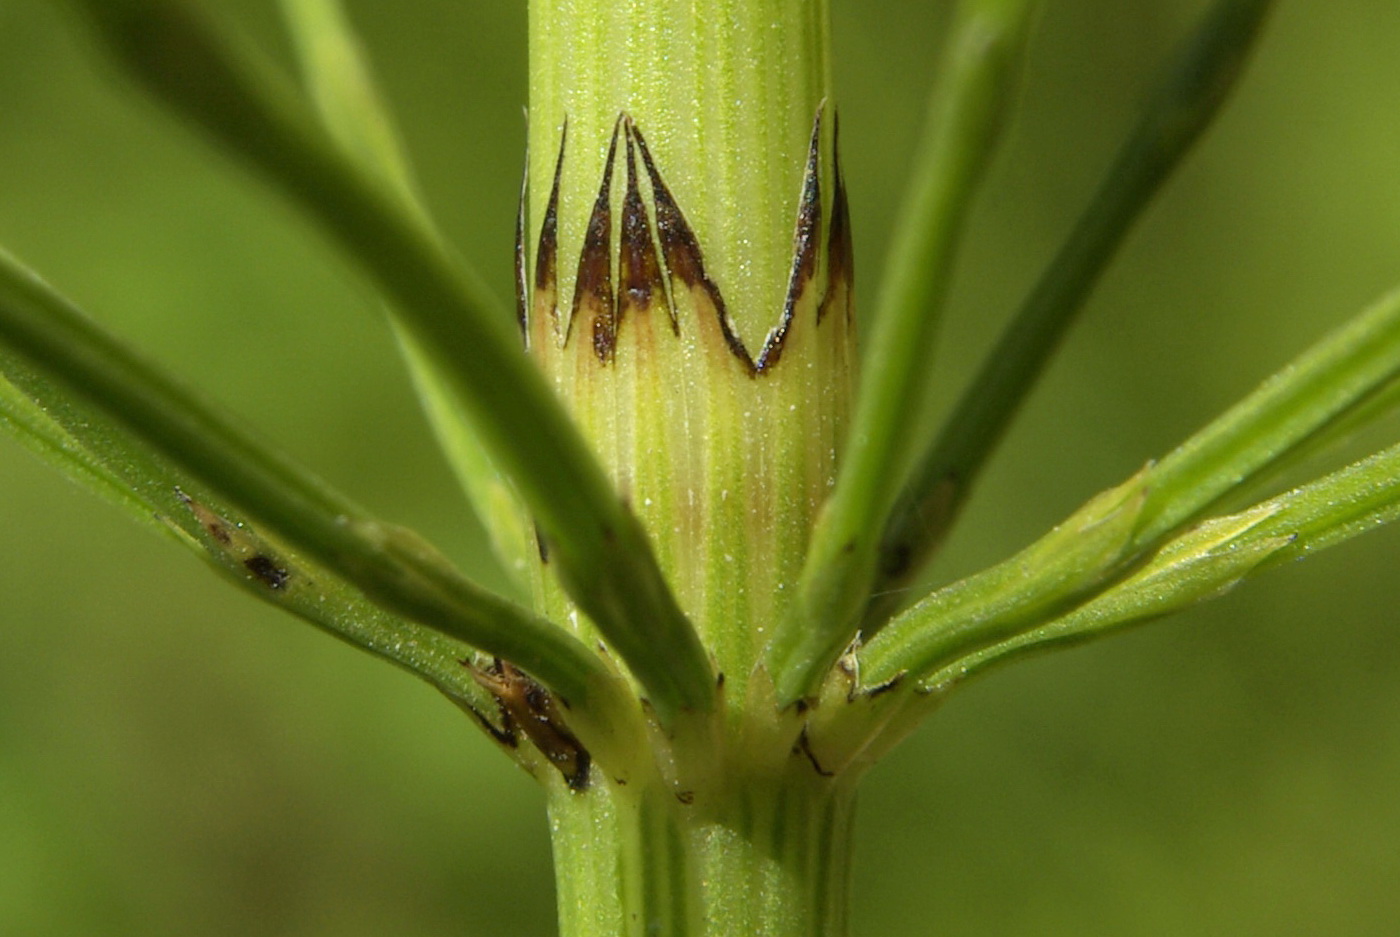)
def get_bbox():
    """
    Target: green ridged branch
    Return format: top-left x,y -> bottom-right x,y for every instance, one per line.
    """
859,282 -> 1400,687
920,439 -> 1400,691
0,247 -> 611,710
871,0 -> 1277,617
1133,285 -> 1400,547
